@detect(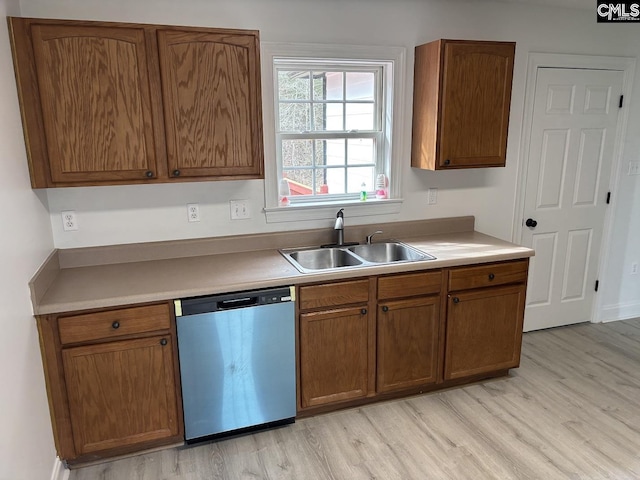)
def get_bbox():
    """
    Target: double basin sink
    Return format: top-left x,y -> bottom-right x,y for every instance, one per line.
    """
280,241 -> 435,274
